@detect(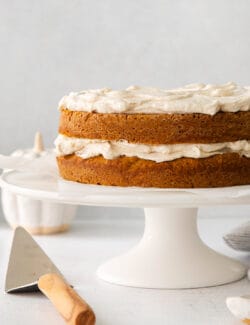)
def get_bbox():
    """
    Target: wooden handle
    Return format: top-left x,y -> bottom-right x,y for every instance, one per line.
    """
38,273 -> 95,325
